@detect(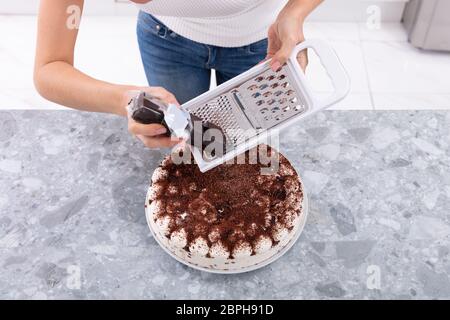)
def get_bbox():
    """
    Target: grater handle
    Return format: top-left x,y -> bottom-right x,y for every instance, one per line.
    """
289,39 -> 350,109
